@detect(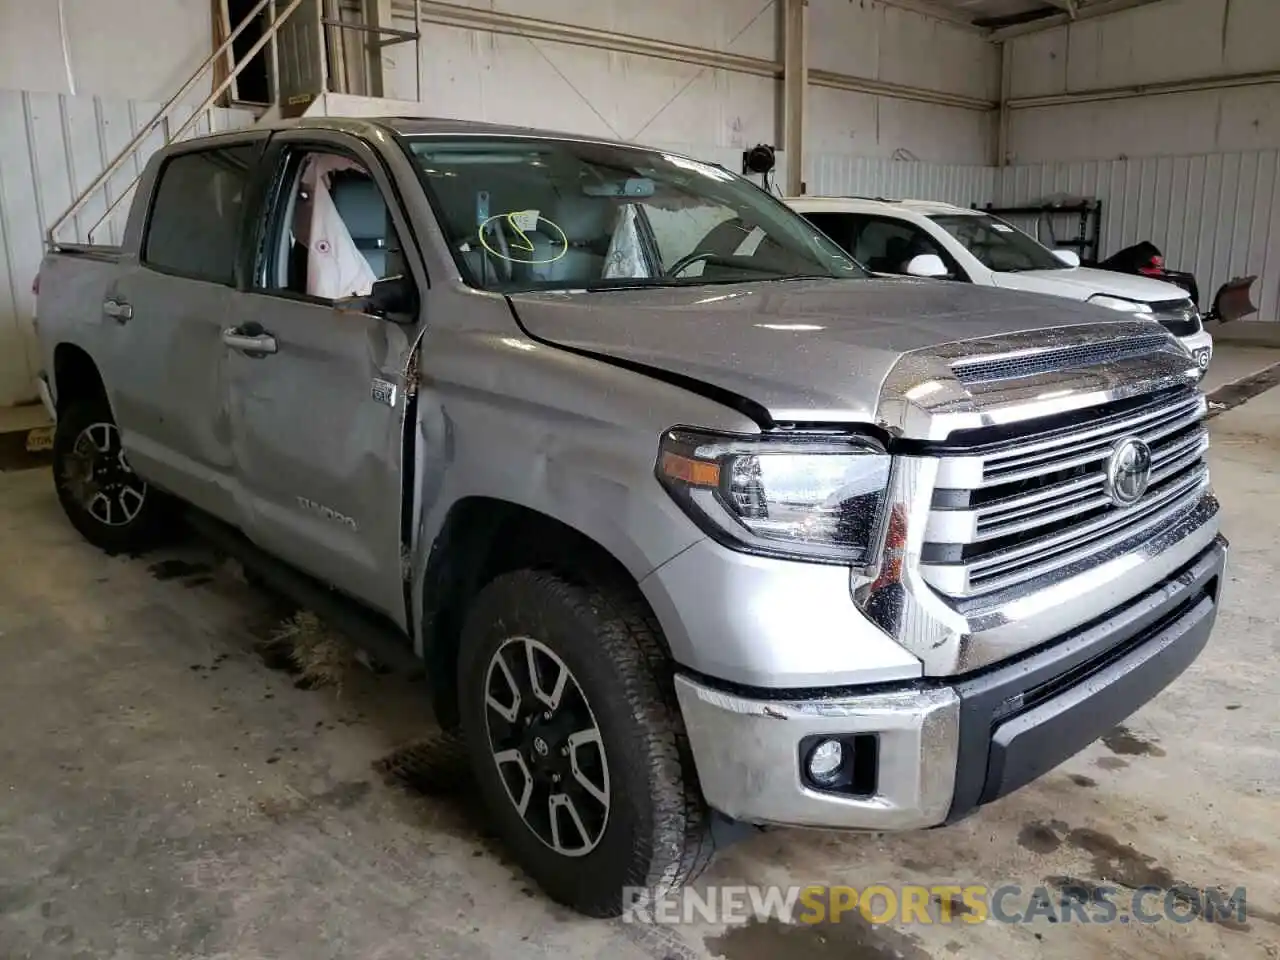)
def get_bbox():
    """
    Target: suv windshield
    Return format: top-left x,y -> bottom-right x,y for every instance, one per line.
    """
929,213 -> 1067,272
403,137 -> 863,292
